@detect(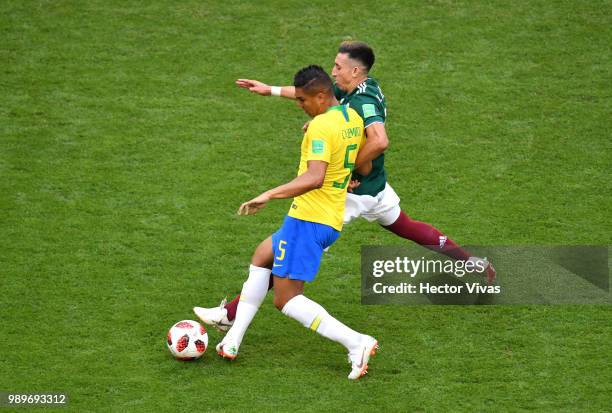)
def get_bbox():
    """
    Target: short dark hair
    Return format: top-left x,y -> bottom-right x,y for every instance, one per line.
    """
293,65 -> 333,95
338,41 -> 375,72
